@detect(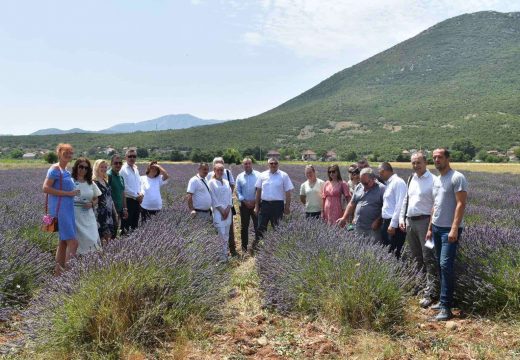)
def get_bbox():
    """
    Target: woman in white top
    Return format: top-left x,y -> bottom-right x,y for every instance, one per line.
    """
299,165 -> 325,219
208,163 -> 233,262
140,161 -> 169,222
71,158 -> 102,255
